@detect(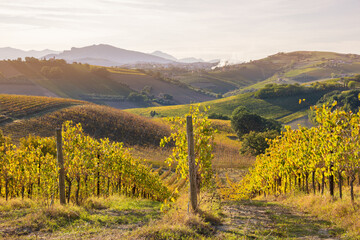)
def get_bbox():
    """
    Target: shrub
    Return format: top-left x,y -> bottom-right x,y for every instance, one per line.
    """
127,92 -> 149,103
310,89 -> 360,123
41,66 -> 64,78
90,67 -> 110,77
231,106 -> 281,138
240,130 -> 279,156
